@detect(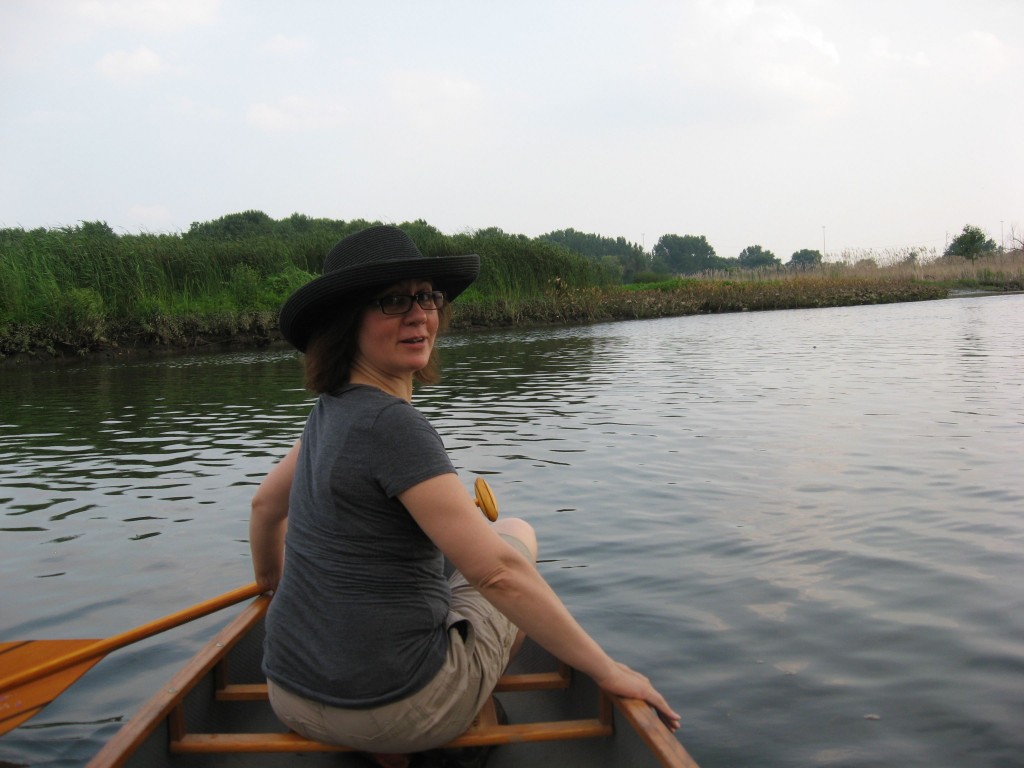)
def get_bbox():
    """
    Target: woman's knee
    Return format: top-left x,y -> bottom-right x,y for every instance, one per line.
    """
493,517 -> 538,560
